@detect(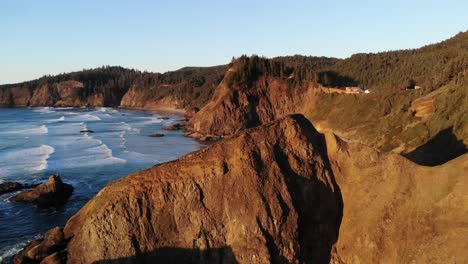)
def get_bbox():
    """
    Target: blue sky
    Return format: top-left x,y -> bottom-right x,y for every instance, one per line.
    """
0,0 -> 466,84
